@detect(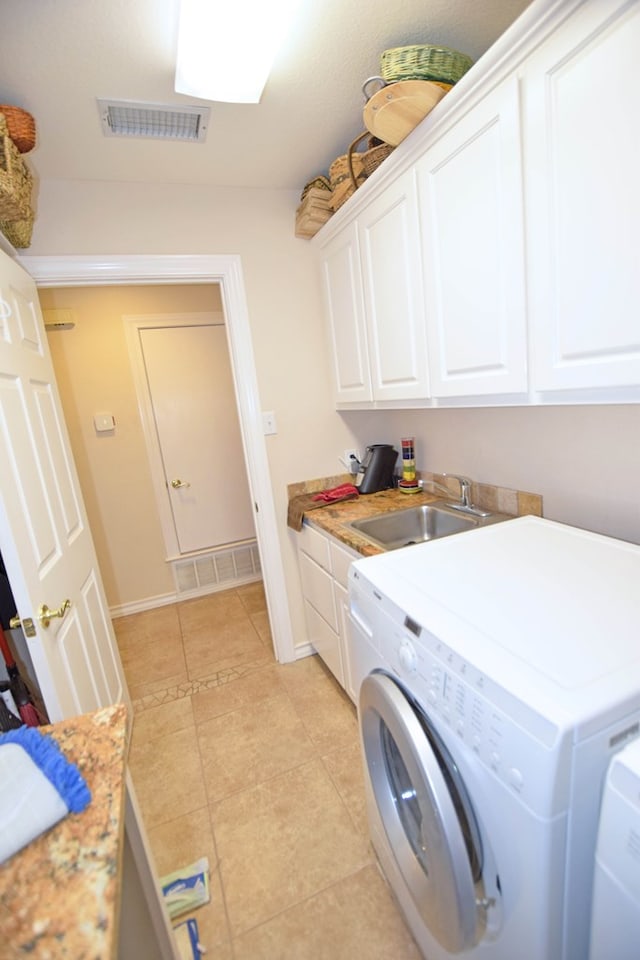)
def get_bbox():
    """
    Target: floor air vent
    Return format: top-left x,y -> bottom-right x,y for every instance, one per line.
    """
173,542 -> 261,597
